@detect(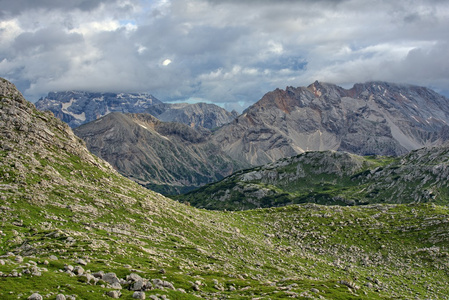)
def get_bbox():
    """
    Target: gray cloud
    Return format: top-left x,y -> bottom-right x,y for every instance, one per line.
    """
0,0 -> 121,16
1,0 -> 449,111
